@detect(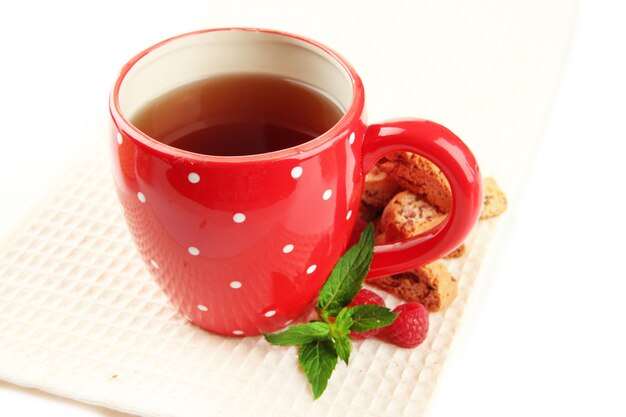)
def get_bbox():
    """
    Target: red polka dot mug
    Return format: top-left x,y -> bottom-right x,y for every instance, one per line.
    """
109,28 -> 483,336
